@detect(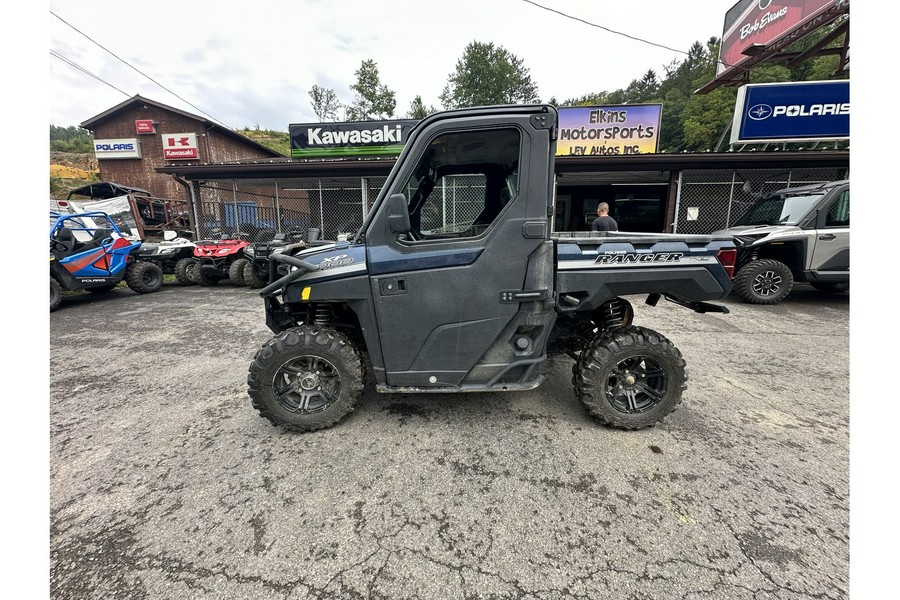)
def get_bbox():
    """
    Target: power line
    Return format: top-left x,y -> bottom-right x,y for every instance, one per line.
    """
518,0 -> 691,57
50,49 -> 132,98
49,9 -> 231,128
